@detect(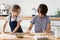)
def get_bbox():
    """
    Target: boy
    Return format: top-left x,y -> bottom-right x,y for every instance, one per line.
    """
26,4 -> 51,33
